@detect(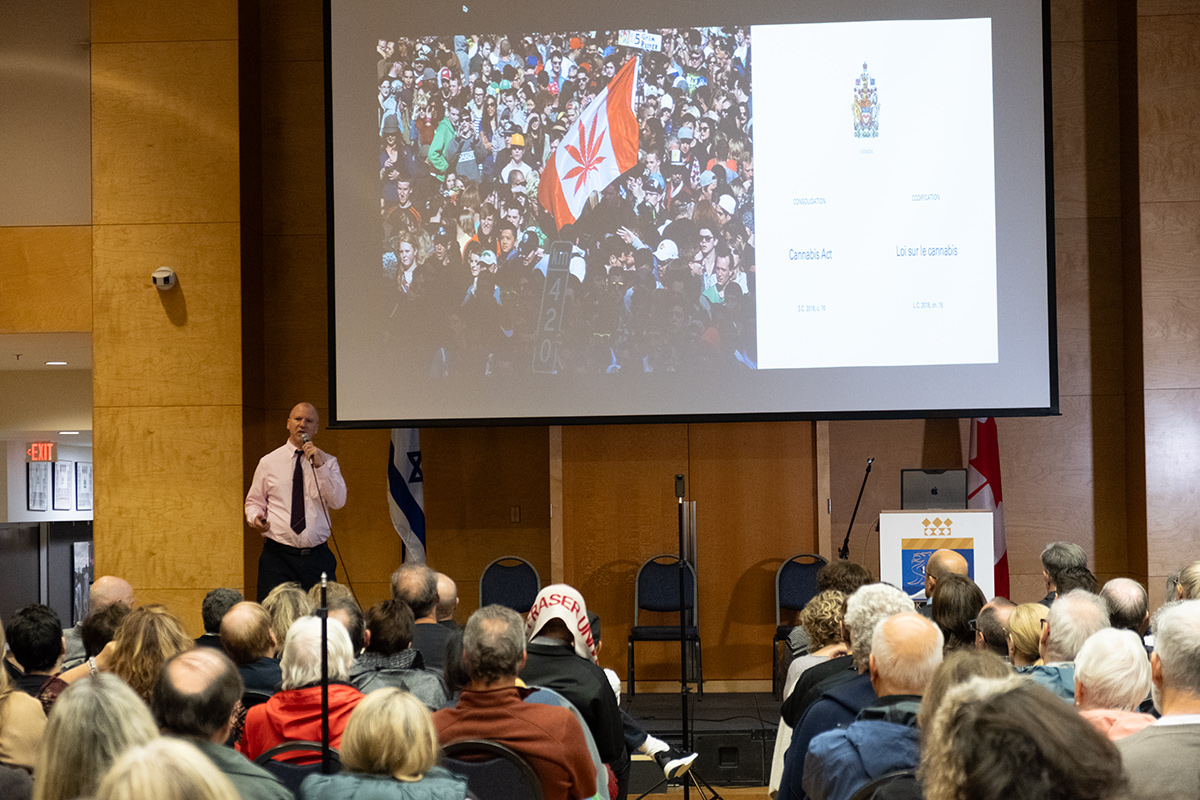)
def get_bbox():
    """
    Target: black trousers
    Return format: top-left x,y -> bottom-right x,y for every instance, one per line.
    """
256,539 -> 338,601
